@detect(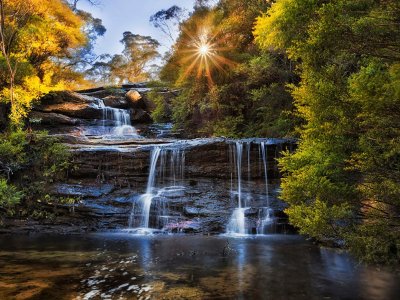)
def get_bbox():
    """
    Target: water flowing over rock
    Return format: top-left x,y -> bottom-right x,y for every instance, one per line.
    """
17,85 -> 297,235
